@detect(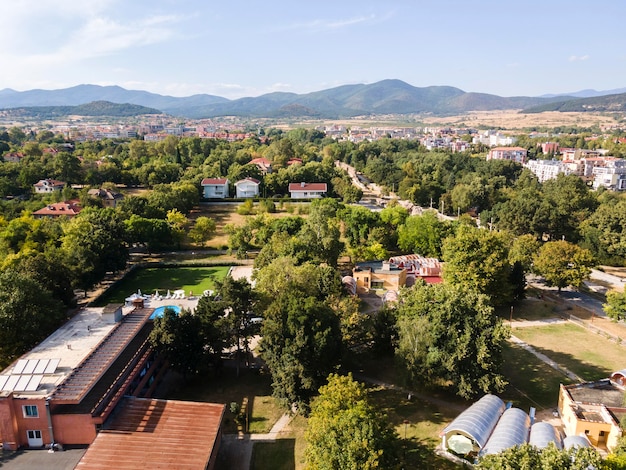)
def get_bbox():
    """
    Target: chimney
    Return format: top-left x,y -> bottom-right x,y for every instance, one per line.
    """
301,182 -> 305,187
